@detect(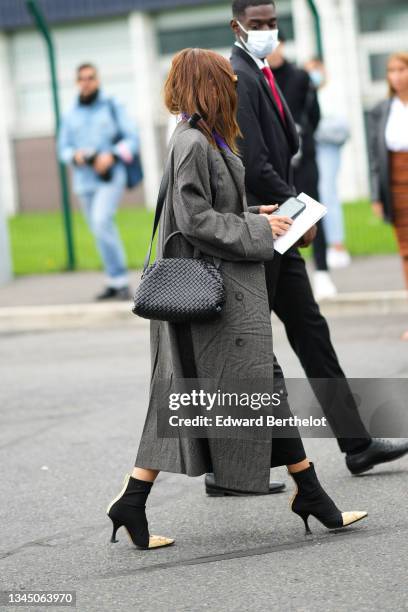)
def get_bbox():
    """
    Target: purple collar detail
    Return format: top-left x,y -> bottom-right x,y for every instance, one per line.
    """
180,112 -> 232,153
212,131 -> 231,153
